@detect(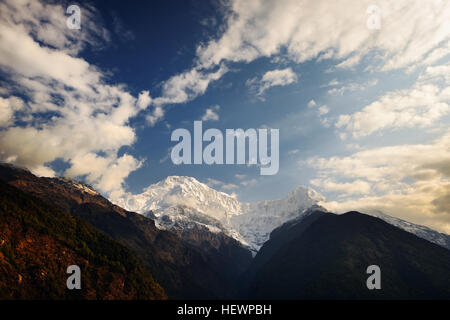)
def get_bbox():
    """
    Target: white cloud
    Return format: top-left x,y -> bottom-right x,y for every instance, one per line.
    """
205,178 -> 222,186
336,82 -> 450,138
318,105 -> 330,116
418,64 -> 450,84
307,100 -> 317,108
421,40 -> 450,66
328,79 -> 378,96
152,65 -> 227,106
196,0 -> 450,72
145,0 -> 450,126
0,96 -> 24,127
201,105 -> 220,121
0,0 -> 151,196
32,165 -> 57,178
308,132 -> 450,183
205,178 -> 239,191
240,178 -> 258,187
248,68 -> 298,96
222,183 -> 239,190
146,106 -> 165,127
137,90 -> 152,110
327,79 -> 340,86
311,178 -> 372,195
335,54 -> 362,69
0,0 -> 110,56
307,131 -> 450,233
145,65 -> 227,125
308,101 -> 330,126
323,183 -> 450,234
